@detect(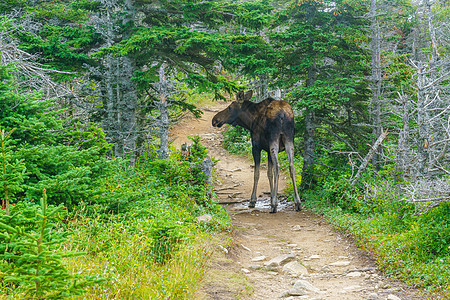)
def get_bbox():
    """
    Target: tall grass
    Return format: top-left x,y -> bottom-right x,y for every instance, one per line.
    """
63,217 -> 211,299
